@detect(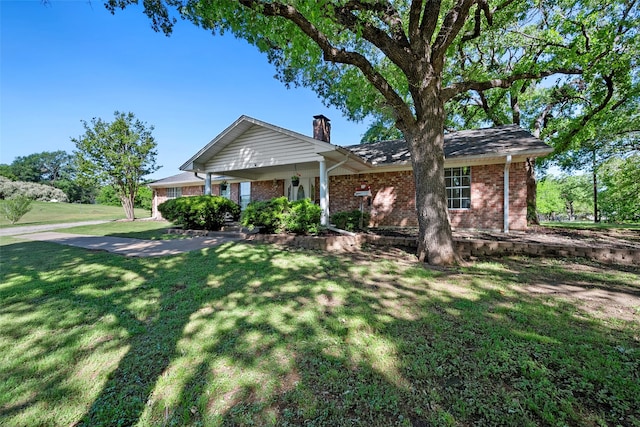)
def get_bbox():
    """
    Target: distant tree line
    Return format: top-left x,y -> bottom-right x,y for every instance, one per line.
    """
537,154 -> 640,223
0,149 -> 153,210
1,112 -> 158,220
